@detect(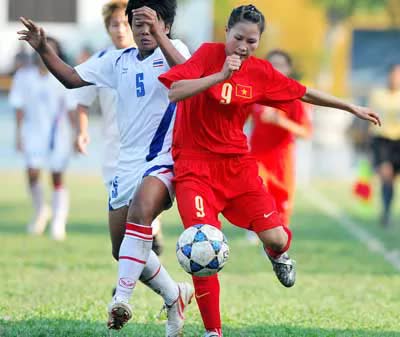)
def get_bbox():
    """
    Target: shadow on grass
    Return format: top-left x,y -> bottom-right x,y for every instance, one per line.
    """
1,319 -> 399,337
